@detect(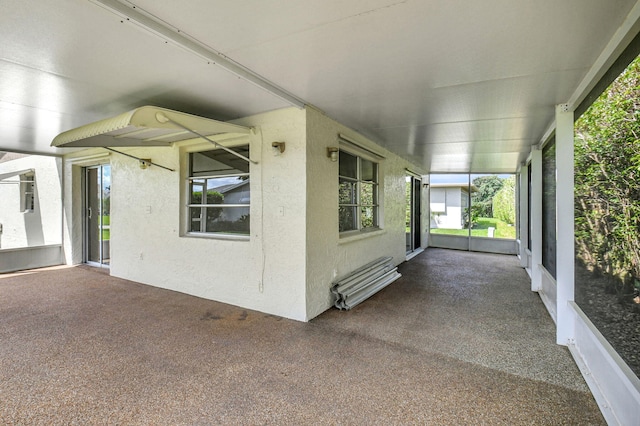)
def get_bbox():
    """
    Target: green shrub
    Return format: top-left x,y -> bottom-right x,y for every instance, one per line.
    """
493,176 -> 516,225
